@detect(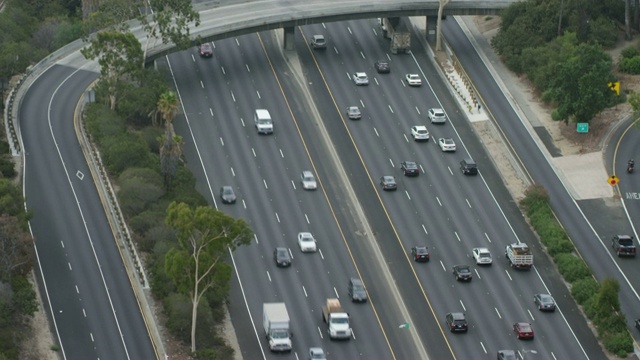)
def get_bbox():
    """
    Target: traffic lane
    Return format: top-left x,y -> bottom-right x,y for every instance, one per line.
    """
298,30 -> 454,360
443,18 -> 611,355
176,35 -> 396,358
318,19 -> 596,358
21,66 -> 139,359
